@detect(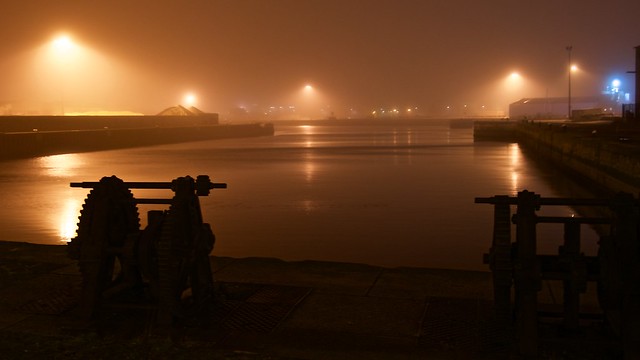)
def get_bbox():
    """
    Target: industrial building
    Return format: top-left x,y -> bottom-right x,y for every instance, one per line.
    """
509,96 -> 622,121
